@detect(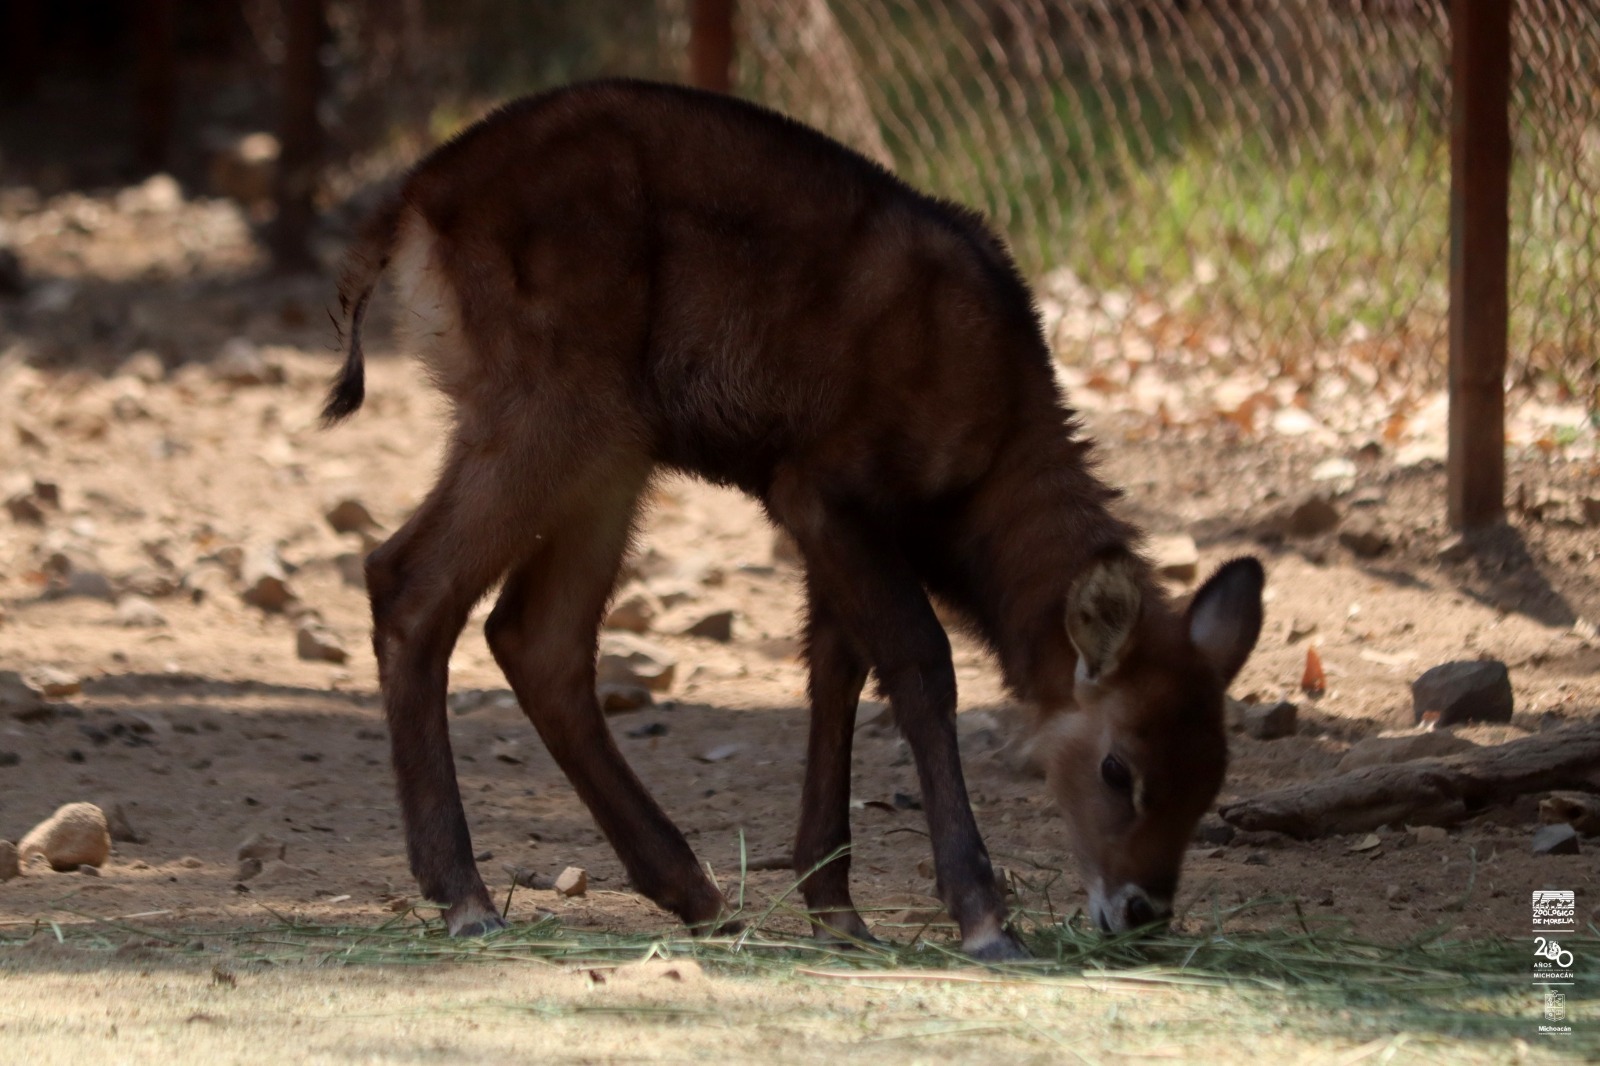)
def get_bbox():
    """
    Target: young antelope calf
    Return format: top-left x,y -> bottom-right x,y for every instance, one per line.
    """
325,80 -> 1264,960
